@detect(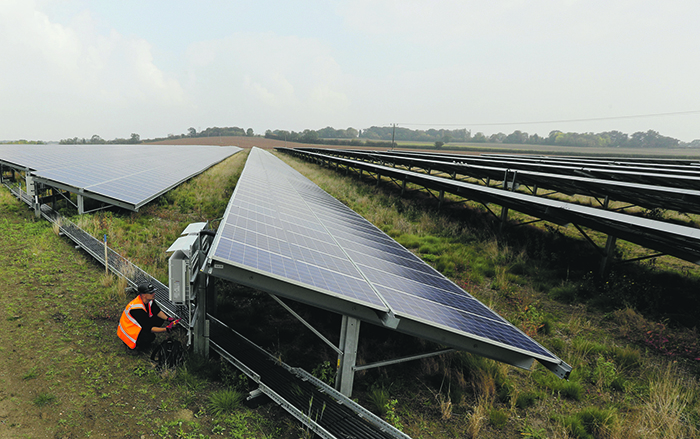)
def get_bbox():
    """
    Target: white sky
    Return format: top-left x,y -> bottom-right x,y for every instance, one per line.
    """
2,0 -> 700,142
